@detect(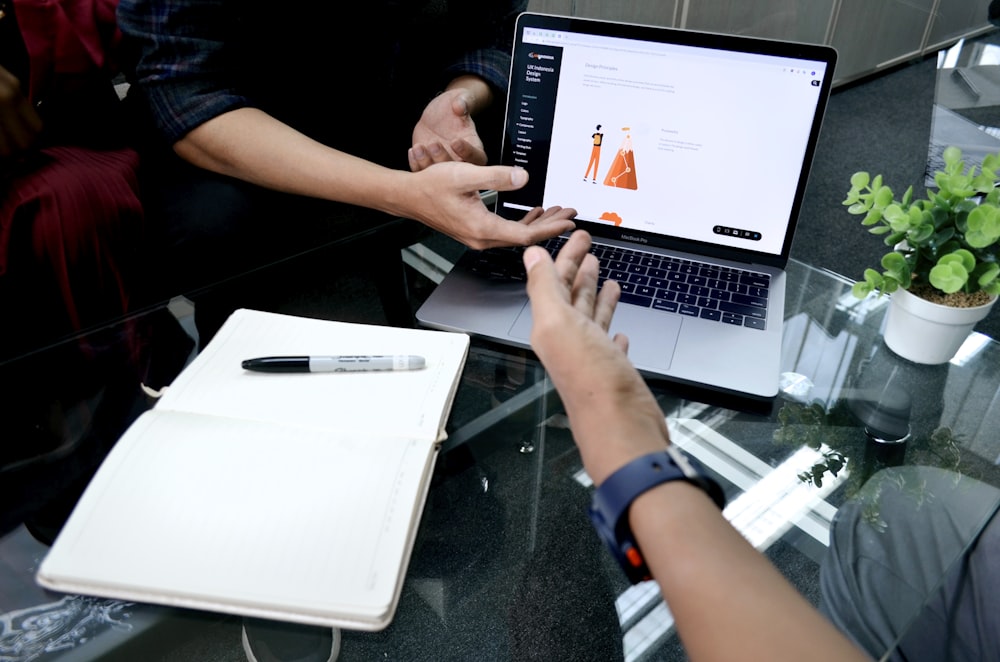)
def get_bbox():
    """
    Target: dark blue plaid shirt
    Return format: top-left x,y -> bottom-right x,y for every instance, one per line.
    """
117,0 -> 524,145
